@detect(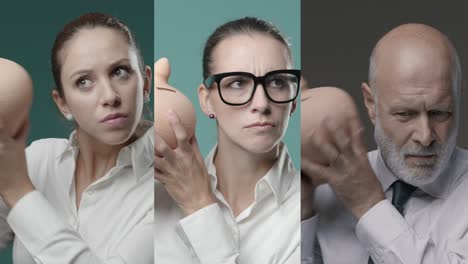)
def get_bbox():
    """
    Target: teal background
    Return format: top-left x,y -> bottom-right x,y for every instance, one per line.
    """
0,1 -> 153,262
155,0 -> 301,167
